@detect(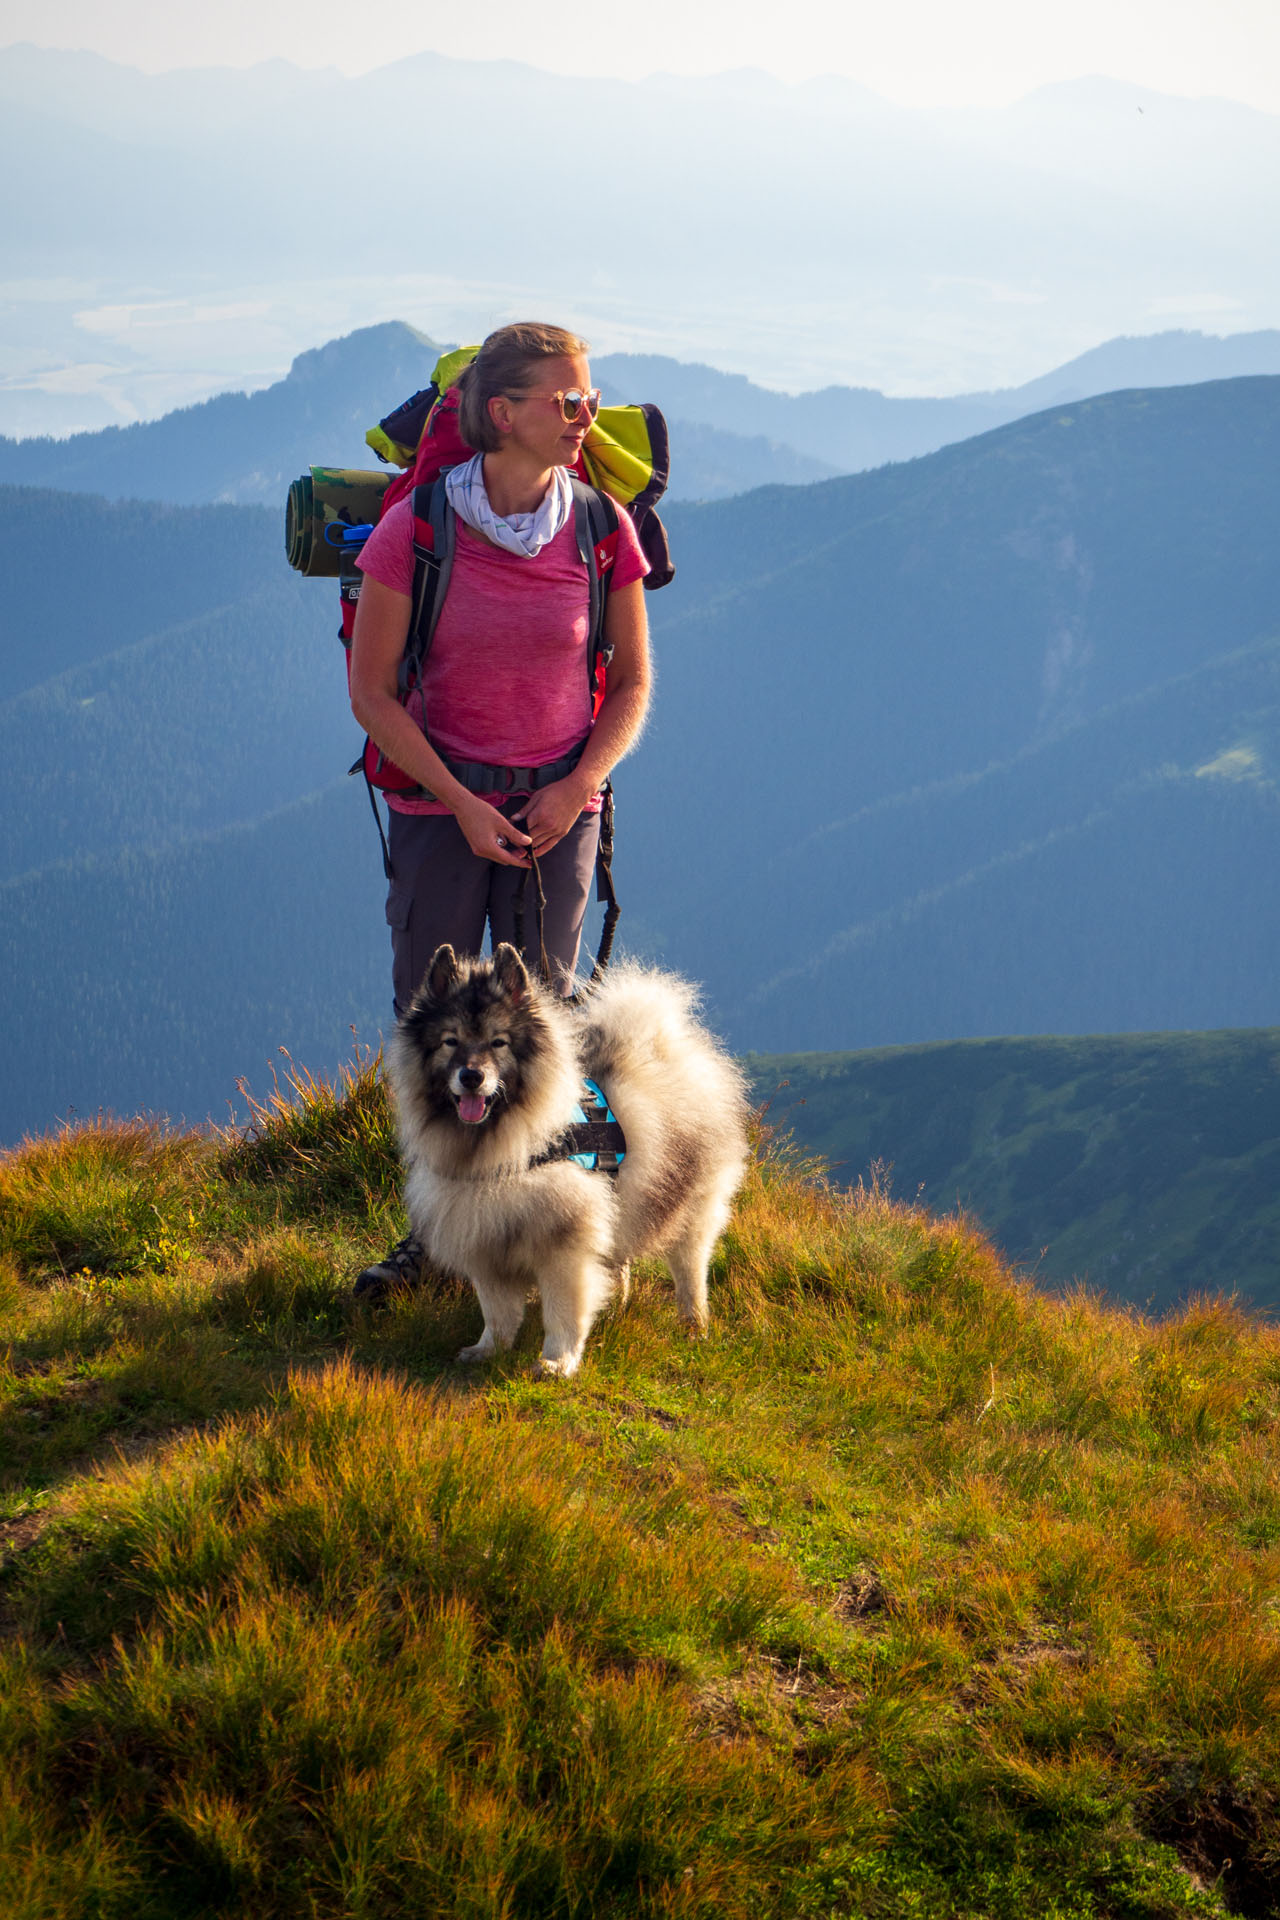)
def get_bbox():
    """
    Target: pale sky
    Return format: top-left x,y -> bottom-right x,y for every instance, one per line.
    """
2,0 -> 1279,113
